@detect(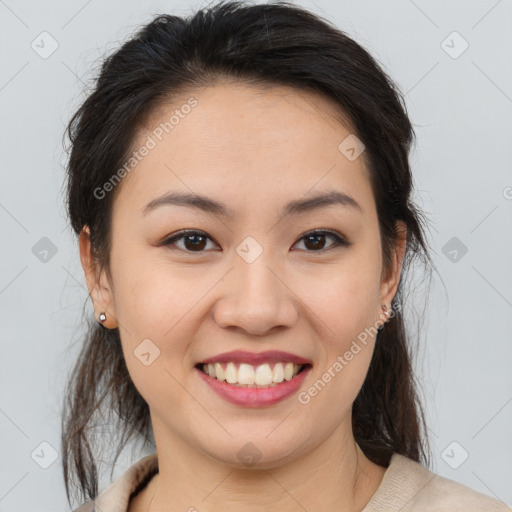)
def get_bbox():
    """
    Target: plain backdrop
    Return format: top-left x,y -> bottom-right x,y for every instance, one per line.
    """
0,0 -> 511,510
